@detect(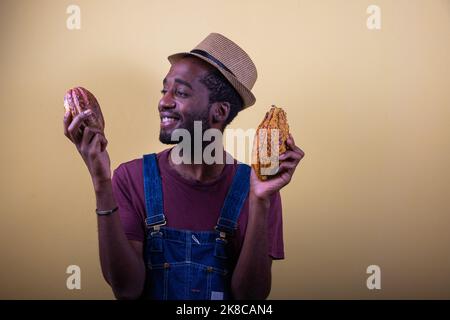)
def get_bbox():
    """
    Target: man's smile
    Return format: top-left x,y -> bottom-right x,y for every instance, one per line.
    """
160,112 -> 180,129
